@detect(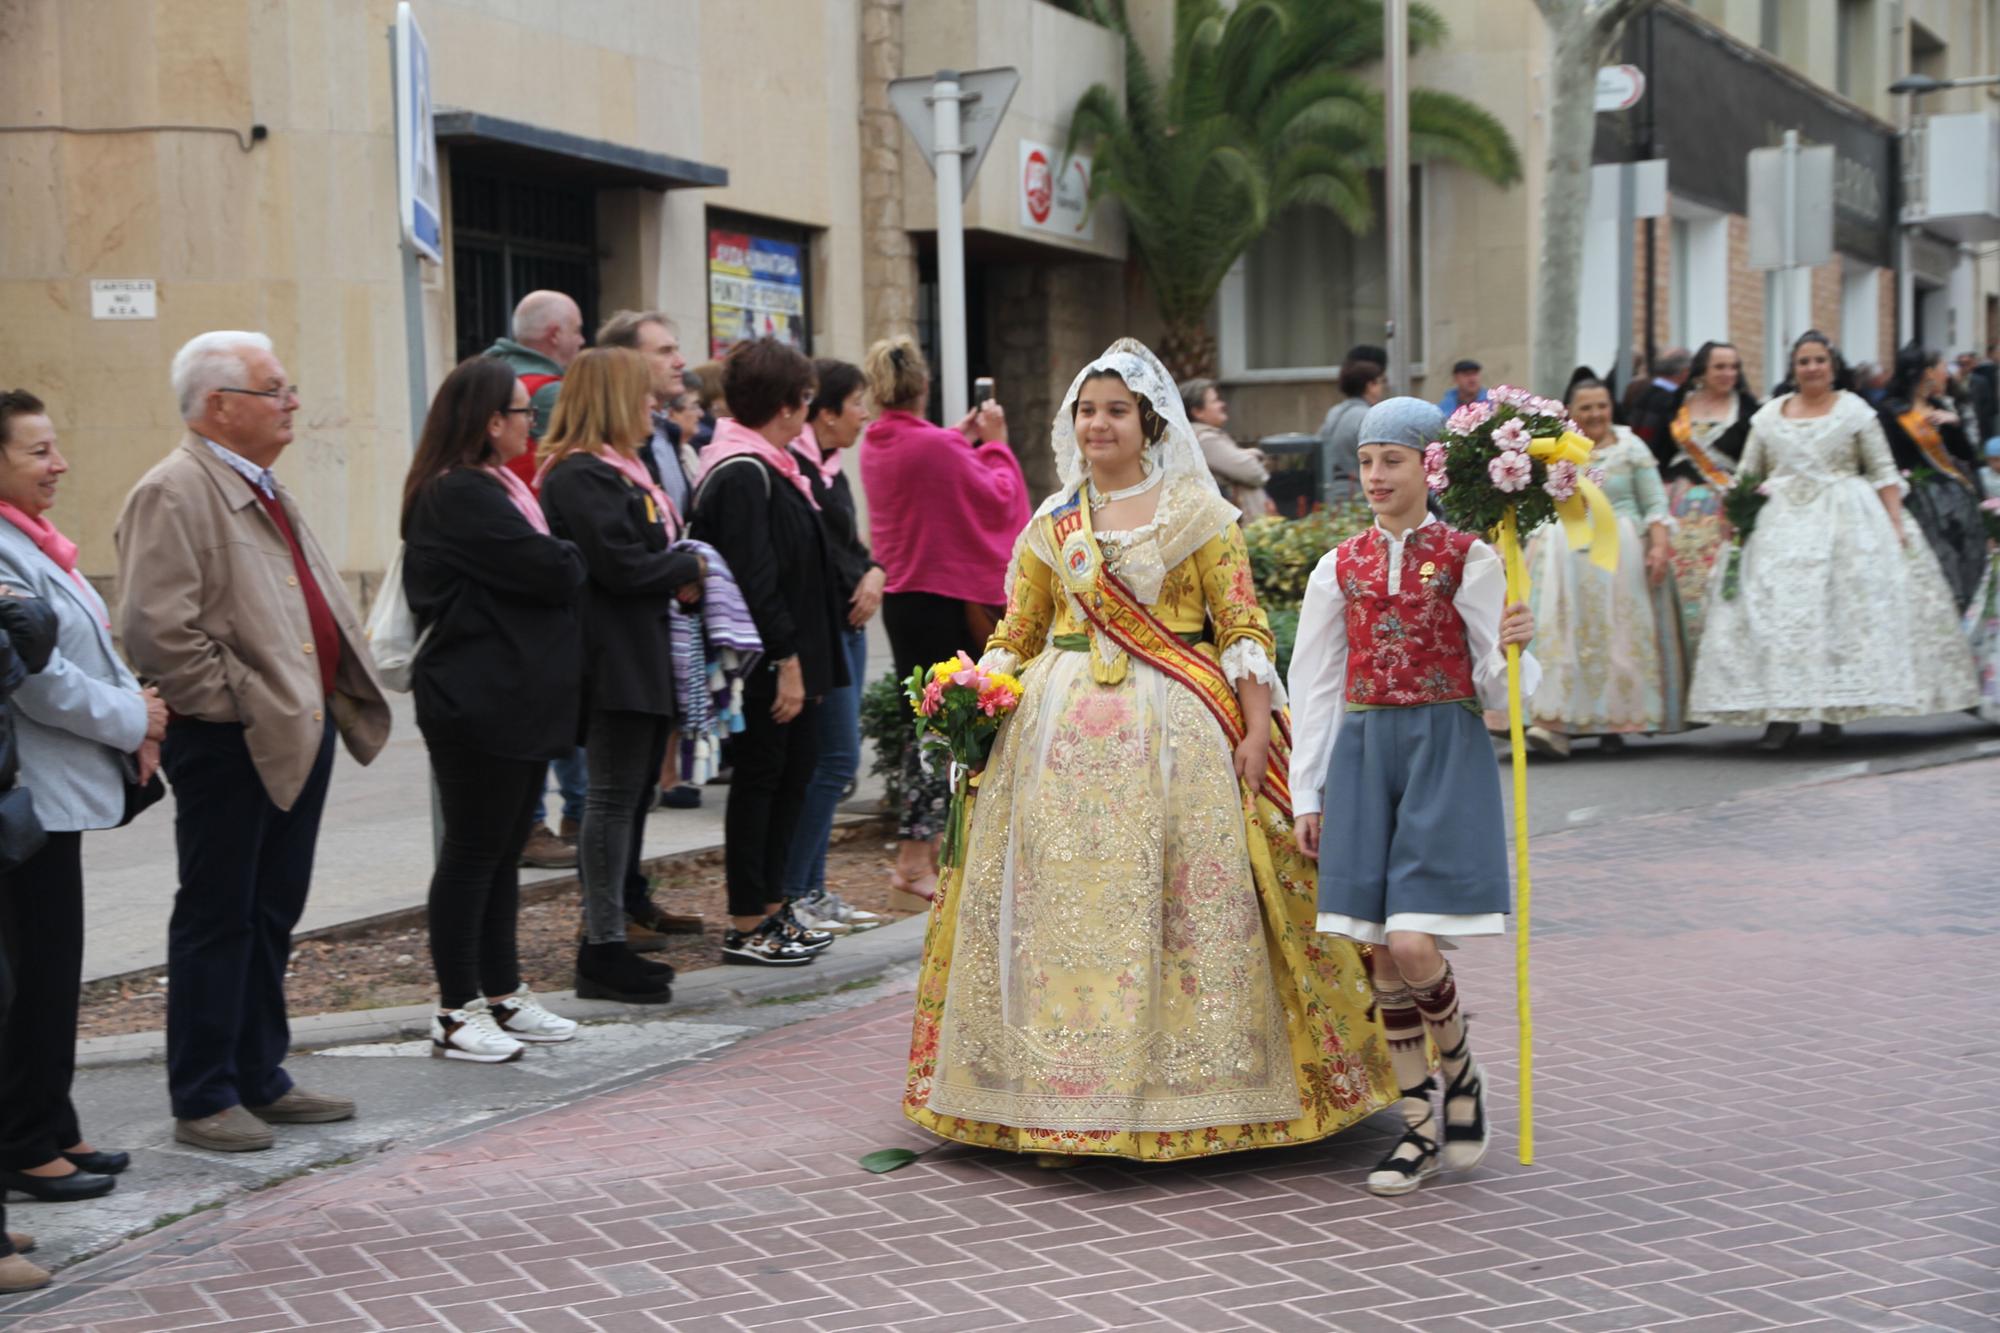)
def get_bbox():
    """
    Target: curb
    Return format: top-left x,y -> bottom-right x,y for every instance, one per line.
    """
81,809 -> 888,992
75,908 -> 931,1069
